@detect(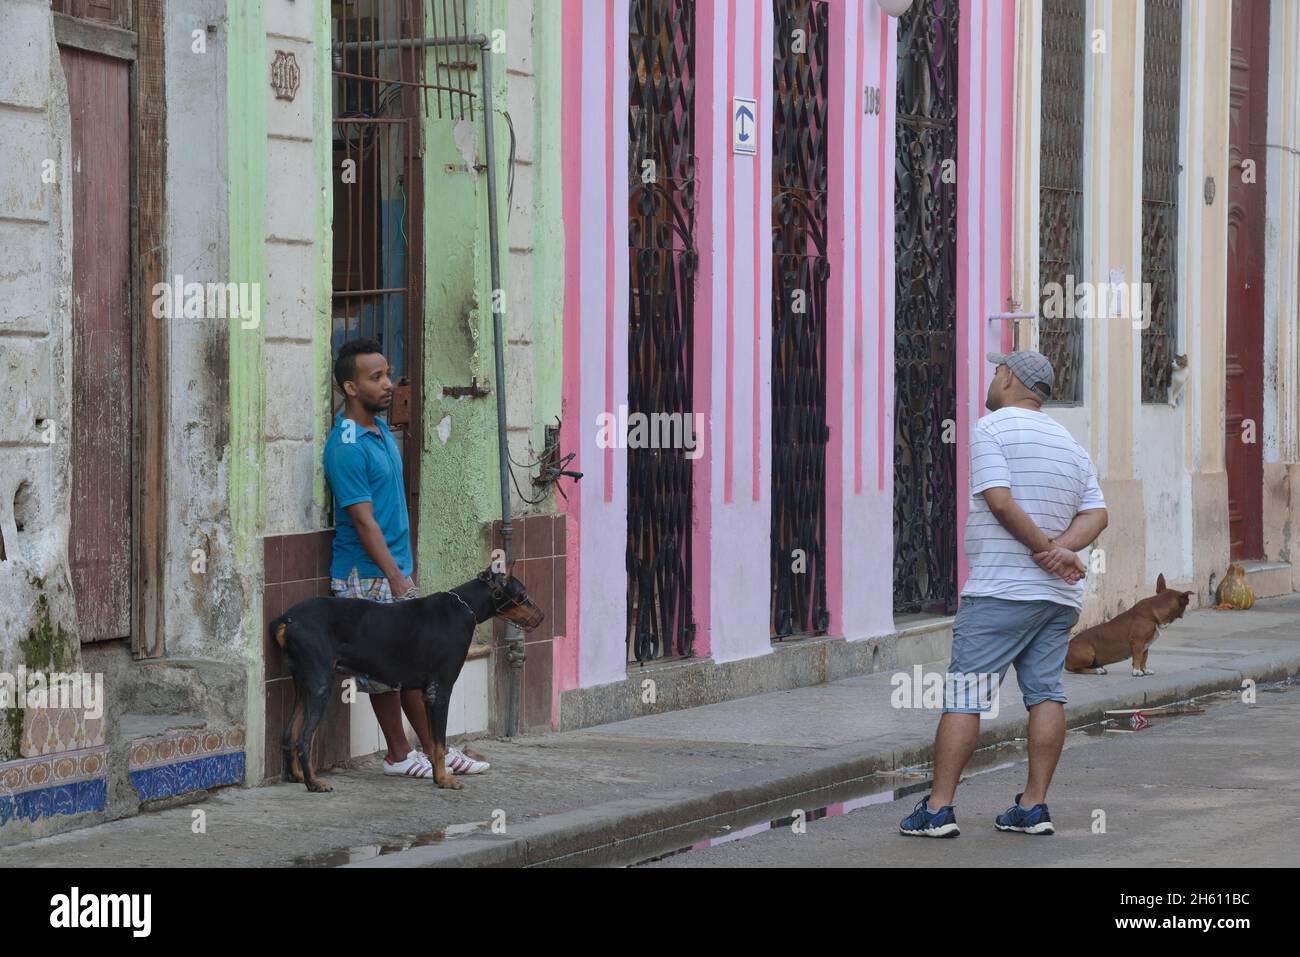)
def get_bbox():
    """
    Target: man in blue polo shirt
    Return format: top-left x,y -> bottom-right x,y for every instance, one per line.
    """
323,338 -> 487,778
